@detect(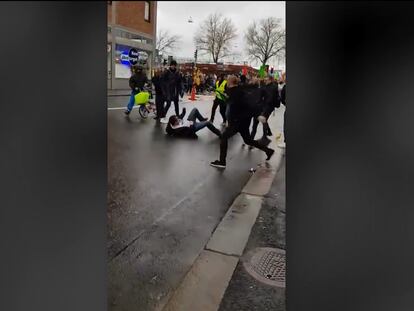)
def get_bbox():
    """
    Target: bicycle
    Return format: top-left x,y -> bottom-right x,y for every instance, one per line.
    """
134,86 -> 156,119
